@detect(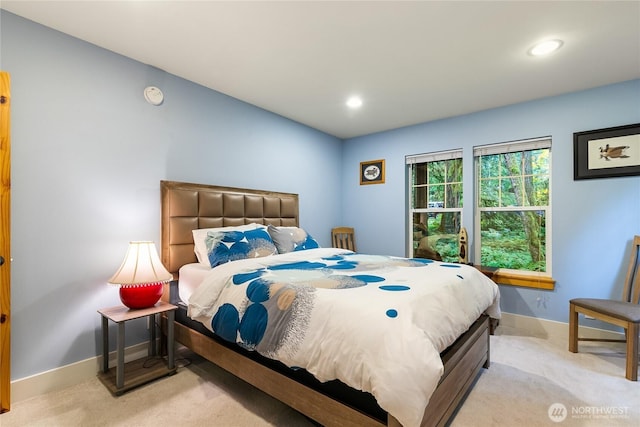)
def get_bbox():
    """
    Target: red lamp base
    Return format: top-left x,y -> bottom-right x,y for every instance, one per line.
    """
119,283 -> 163,309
